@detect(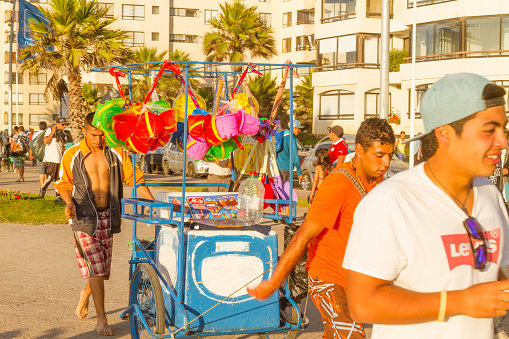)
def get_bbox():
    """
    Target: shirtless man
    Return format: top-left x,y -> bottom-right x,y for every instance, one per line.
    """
55,113 -> 154,336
